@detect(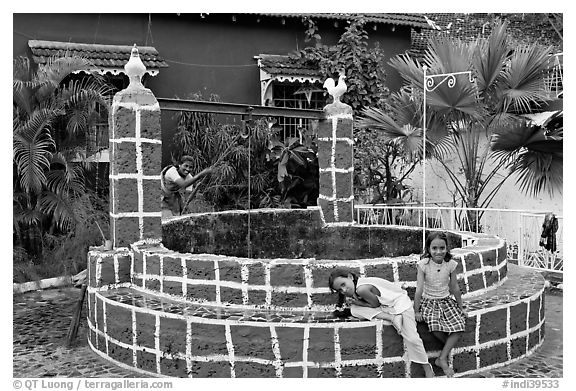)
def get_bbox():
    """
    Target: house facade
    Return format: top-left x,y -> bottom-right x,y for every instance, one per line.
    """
13,13 -> 430,166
